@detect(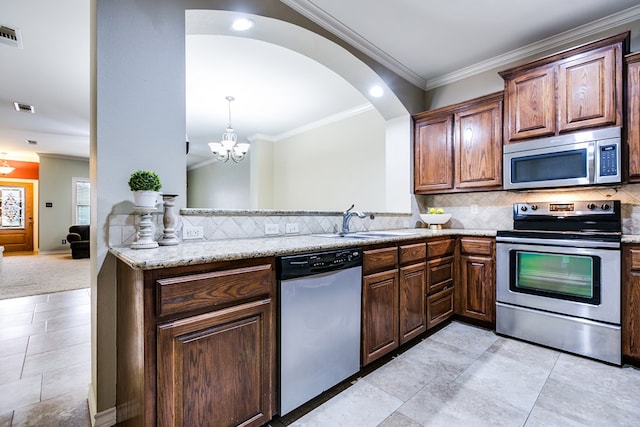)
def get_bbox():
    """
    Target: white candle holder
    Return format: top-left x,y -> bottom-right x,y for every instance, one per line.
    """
131,206 -> 159,249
